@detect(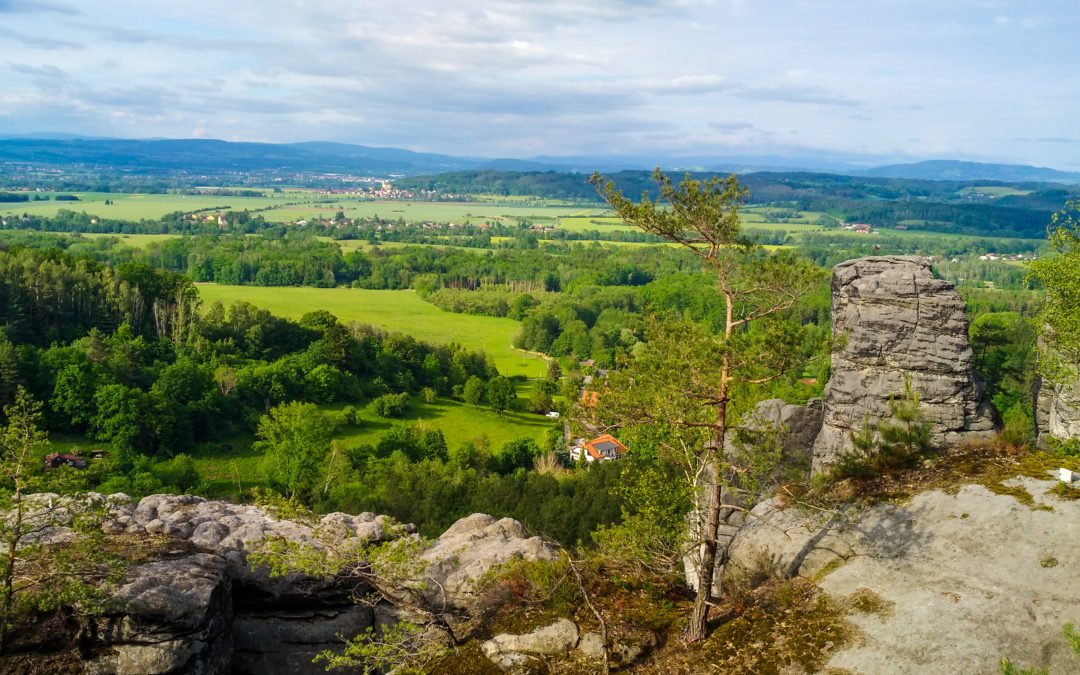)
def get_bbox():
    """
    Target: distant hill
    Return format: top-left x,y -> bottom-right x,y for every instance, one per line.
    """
862,160 -> 1080,184
0,138 -> 485,176
4,137 -> 1080,185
